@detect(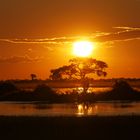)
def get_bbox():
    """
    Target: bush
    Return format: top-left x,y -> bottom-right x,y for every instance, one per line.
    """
112,80 -> 134,94
0,82 -> 18,95
100,80 -> 140,101
33,84 -> 58,101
